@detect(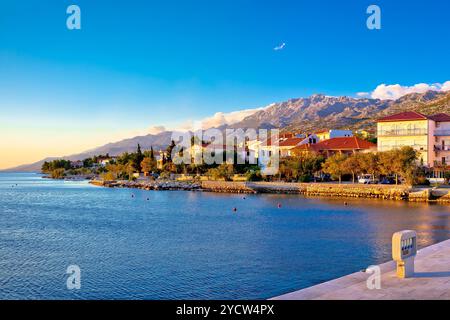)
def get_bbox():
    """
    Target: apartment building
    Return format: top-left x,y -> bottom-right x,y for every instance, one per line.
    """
377,111 -> 450,169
